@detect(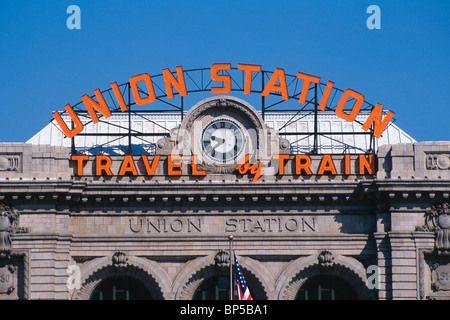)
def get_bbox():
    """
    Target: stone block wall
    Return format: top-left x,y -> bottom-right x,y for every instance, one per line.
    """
0,143 -> 70,180
0,142 -> 448,300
